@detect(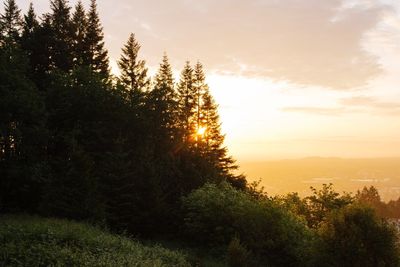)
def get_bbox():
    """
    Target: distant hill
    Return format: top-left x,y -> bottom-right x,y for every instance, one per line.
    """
239,157 -> 400,201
